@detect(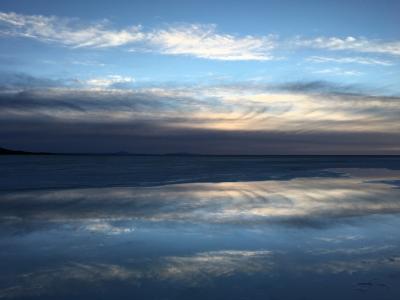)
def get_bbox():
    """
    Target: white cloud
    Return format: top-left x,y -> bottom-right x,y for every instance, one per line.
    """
0,12 -> 144,48
313,67 -> 363,76
306,56 -> 393,66
0,12 -> 275,61
145,24 -> 277,61
84,75 -> 135,88
70,60 -> 107,67
1,11 -> 400,61
296,36 -> 400,56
